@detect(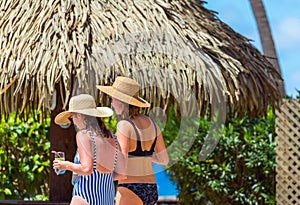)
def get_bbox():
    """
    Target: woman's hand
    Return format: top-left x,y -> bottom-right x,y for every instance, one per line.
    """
53,160 -> 69,174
